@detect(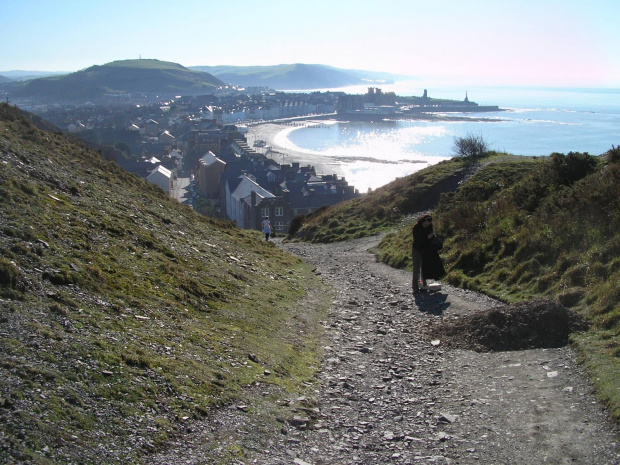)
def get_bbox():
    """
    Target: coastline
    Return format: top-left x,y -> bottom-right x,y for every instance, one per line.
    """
247,121 -> 347,178
242,109 -> 521,192
245,117 -> 439,192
